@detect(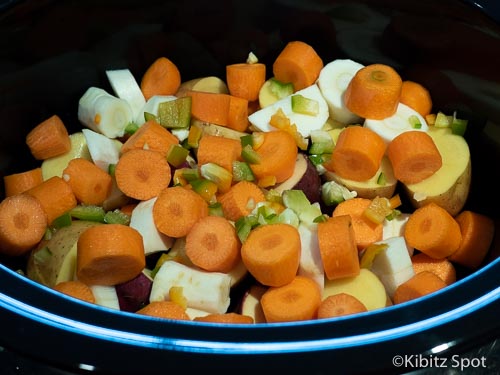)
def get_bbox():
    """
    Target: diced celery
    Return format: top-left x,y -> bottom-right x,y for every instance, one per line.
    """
199,163 -> 233,193
108,163 -> 116,176
182,167 -> 200,182
434,111 -> 451,128
208,202 -> 224,217
275,207 -> 300,227
232,160 -> 255,182
409,115 -> 422,129
167,144 -> 189,168
240,134 -> 254,148
190,178 -> 218,203
308,153 -> 331,166
187,123 -> 203,148
376,172 -> 386,186
309,130 -> 334,155
269,78 -> 294,99
52,212 -> 72,228
451,112 -> 468,136
33,246 -> 53,265
104,209 -> 131,225
144,112 -> 157,122
281,189 -> 322,227
241,144 -> 261,164
321,181 -> 356,206
125,122 -> 139,135
69,205 -> 106,222
157,96 -> 192,129
235,216 -> 254,243
291,94 -> 319,116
